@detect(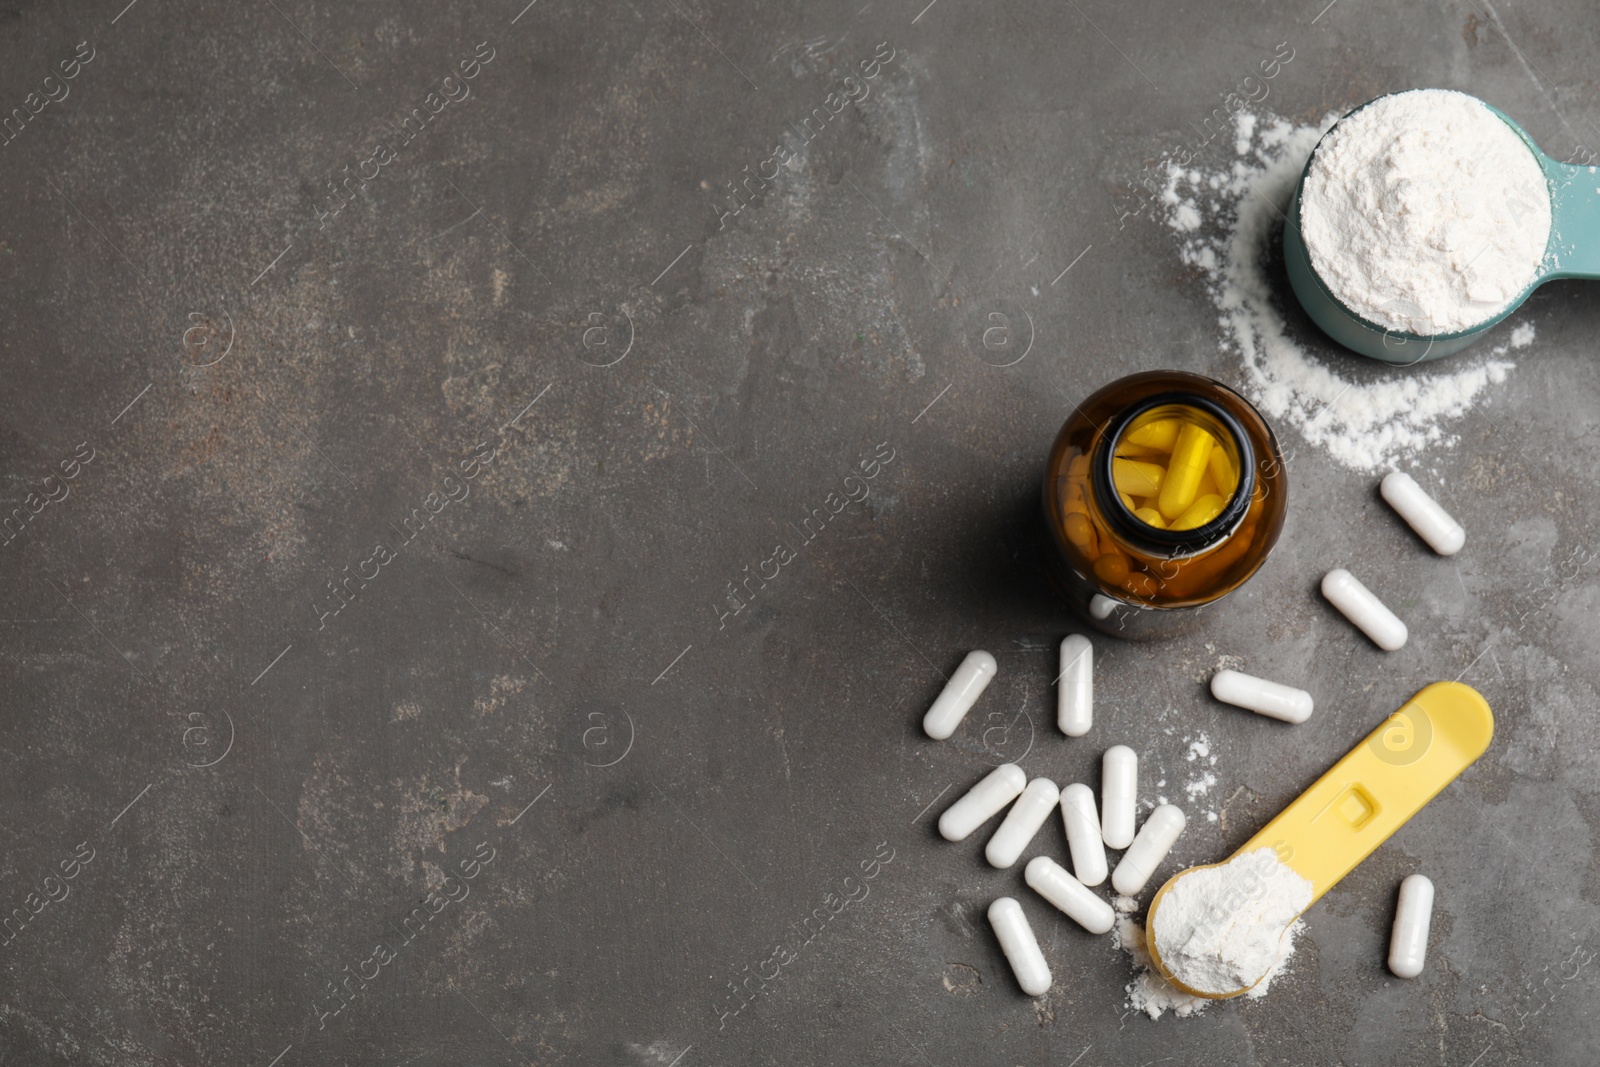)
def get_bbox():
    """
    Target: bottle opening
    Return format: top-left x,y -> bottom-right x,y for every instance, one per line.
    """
1092,393 -> 1256,557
